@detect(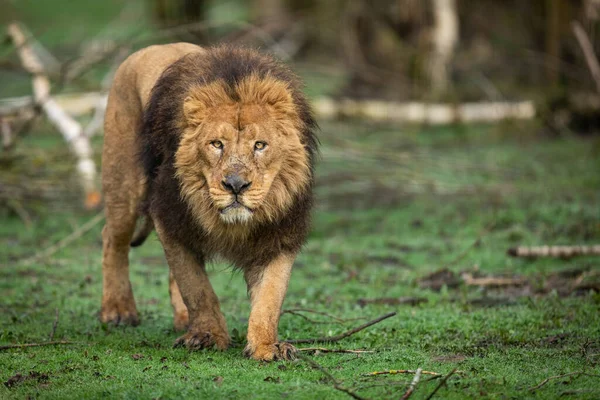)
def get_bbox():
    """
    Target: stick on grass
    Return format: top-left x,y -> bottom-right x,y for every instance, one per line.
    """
528,371 -> 600,392
425,368 -> 457,400
298,354 -> 366,400
0,341 -> 76,351
401,368 -> 422,400
286,312 -> 397,344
